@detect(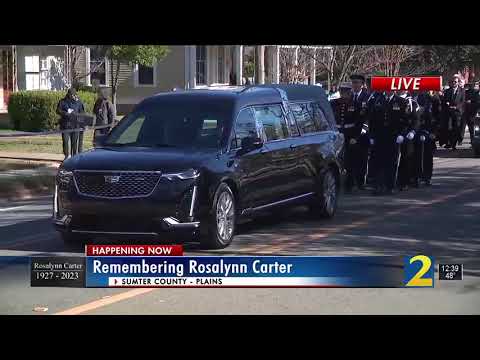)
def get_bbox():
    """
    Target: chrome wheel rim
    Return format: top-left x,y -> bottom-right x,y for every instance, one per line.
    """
216,191 -> 234,243
323,172 -> 337,215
